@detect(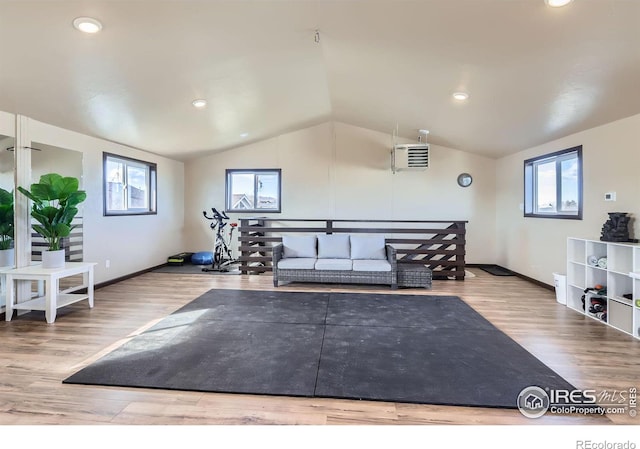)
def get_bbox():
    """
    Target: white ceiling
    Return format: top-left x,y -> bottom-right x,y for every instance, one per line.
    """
0,1 -> 638,160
